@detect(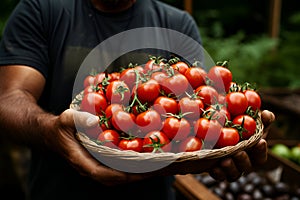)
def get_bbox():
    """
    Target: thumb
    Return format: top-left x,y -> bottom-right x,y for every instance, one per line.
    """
71,109 -> 99,128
